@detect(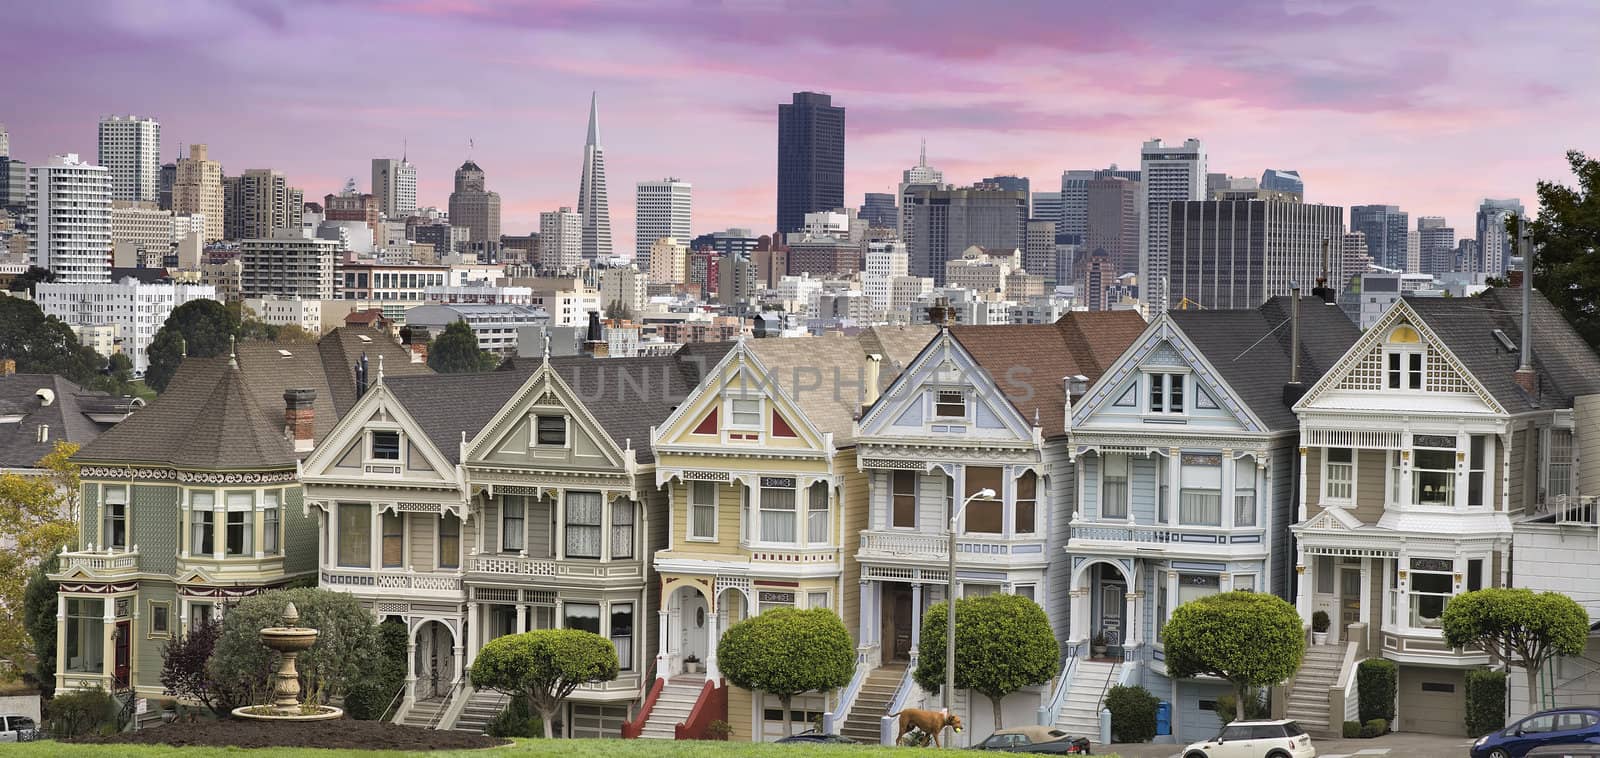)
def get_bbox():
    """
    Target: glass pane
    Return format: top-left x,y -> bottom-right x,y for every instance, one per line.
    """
382,511 -> 403,567
892,470 -> 917,528
965,466 -> 1002,499
565,603 -> 600,634
966,500 -> 1002,533
338,504 -> 370,567
372,431 -> 400,459
691,504 -> 715,538
439,514 -> 460,568
1179,490 -> 1221,526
